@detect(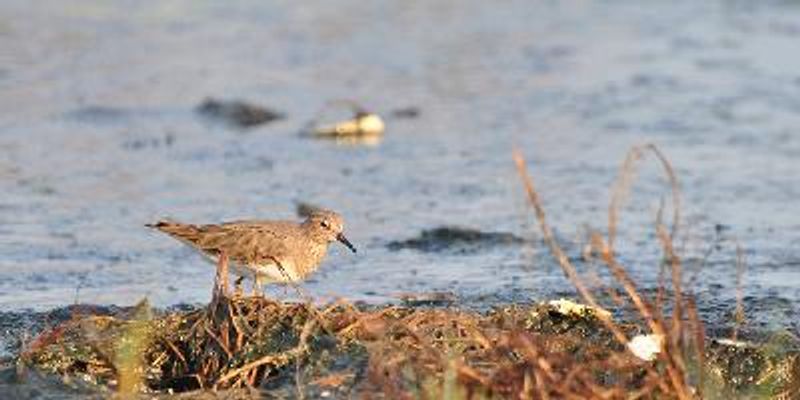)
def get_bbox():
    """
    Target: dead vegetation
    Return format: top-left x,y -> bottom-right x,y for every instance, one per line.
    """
18,293 -> 657,397
13,145 -> 800,398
